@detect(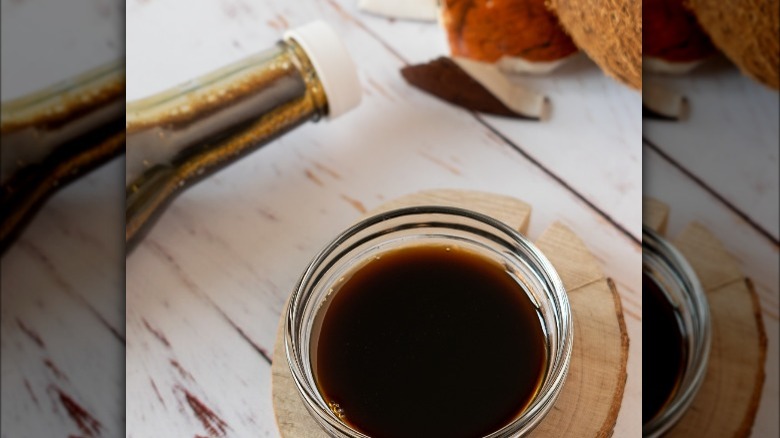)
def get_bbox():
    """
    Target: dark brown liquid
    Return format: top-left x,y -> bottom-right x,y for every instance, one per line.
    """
314,245 -> 547,438
643,273 -> 687,424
